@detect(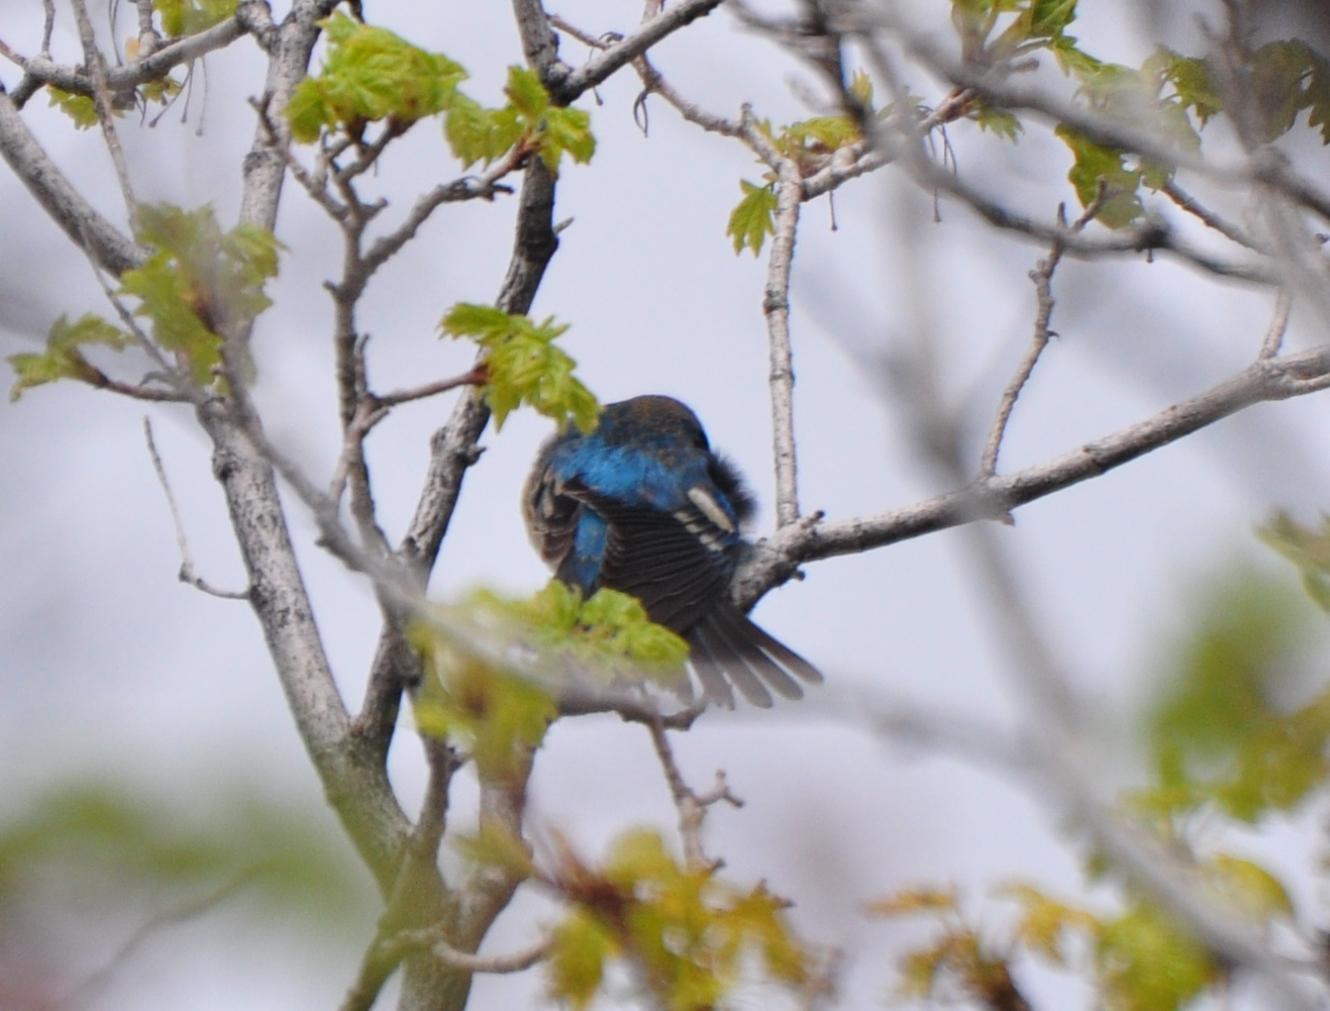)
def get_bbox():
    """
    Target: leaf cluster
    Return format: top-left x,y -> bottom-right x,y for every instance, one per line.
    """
440,303 -> 599,432
503,582 -> 689,676
546,829 -> 810,1009
8,314 -> 129,402
935,3 -> 1330,227
287,18 -> 595,175
409,584 -> 688,776
410,620 -> 556,781
154,0 -> 236,37
125,204 -> 281,385
876,867 -> 1291,1011
9,204 -> 280,399
1138,563 -> 1330,822
286,13 -> 467,142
